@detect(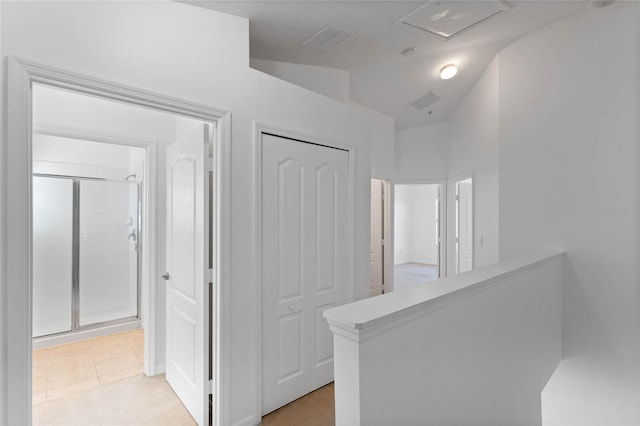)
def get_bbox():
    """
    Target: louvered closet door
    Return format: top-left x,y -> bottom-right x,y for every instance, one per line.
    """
261,134 -> 349,415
